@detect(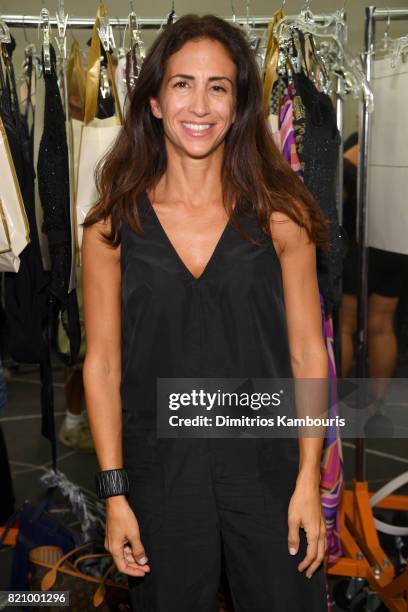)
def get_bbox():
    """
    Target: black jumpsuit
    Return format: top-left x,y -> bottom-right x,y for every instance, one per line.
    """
120,192 -> 328,611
